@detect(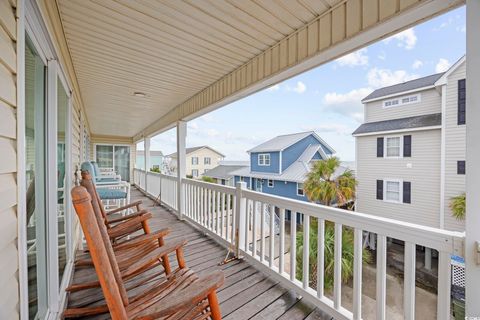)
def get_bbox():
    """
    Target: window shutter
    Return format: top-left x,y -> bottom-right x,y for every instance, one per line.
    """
403,182 -> 411,204
376,180 -> 383,200
458,79 -> 466,125
377,138 -> 384,157
457,161 -> 466,175
403,135 -> 412,157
